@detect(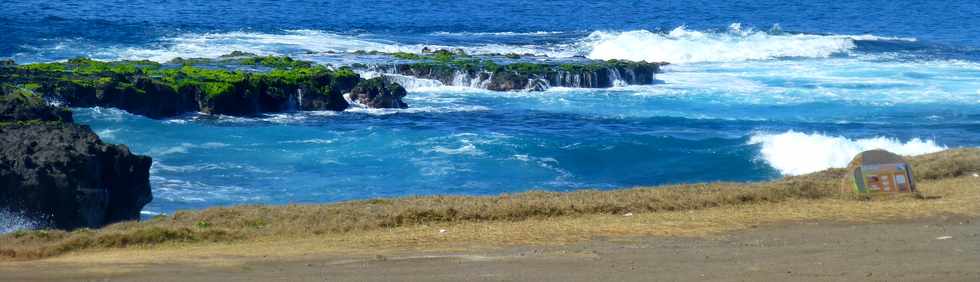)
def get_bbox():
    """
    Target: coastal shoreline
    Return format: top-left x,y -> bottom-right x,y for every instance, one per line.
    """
1,149 -> 977,278
3,1 -> 980,280
1,193 -> 977,281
